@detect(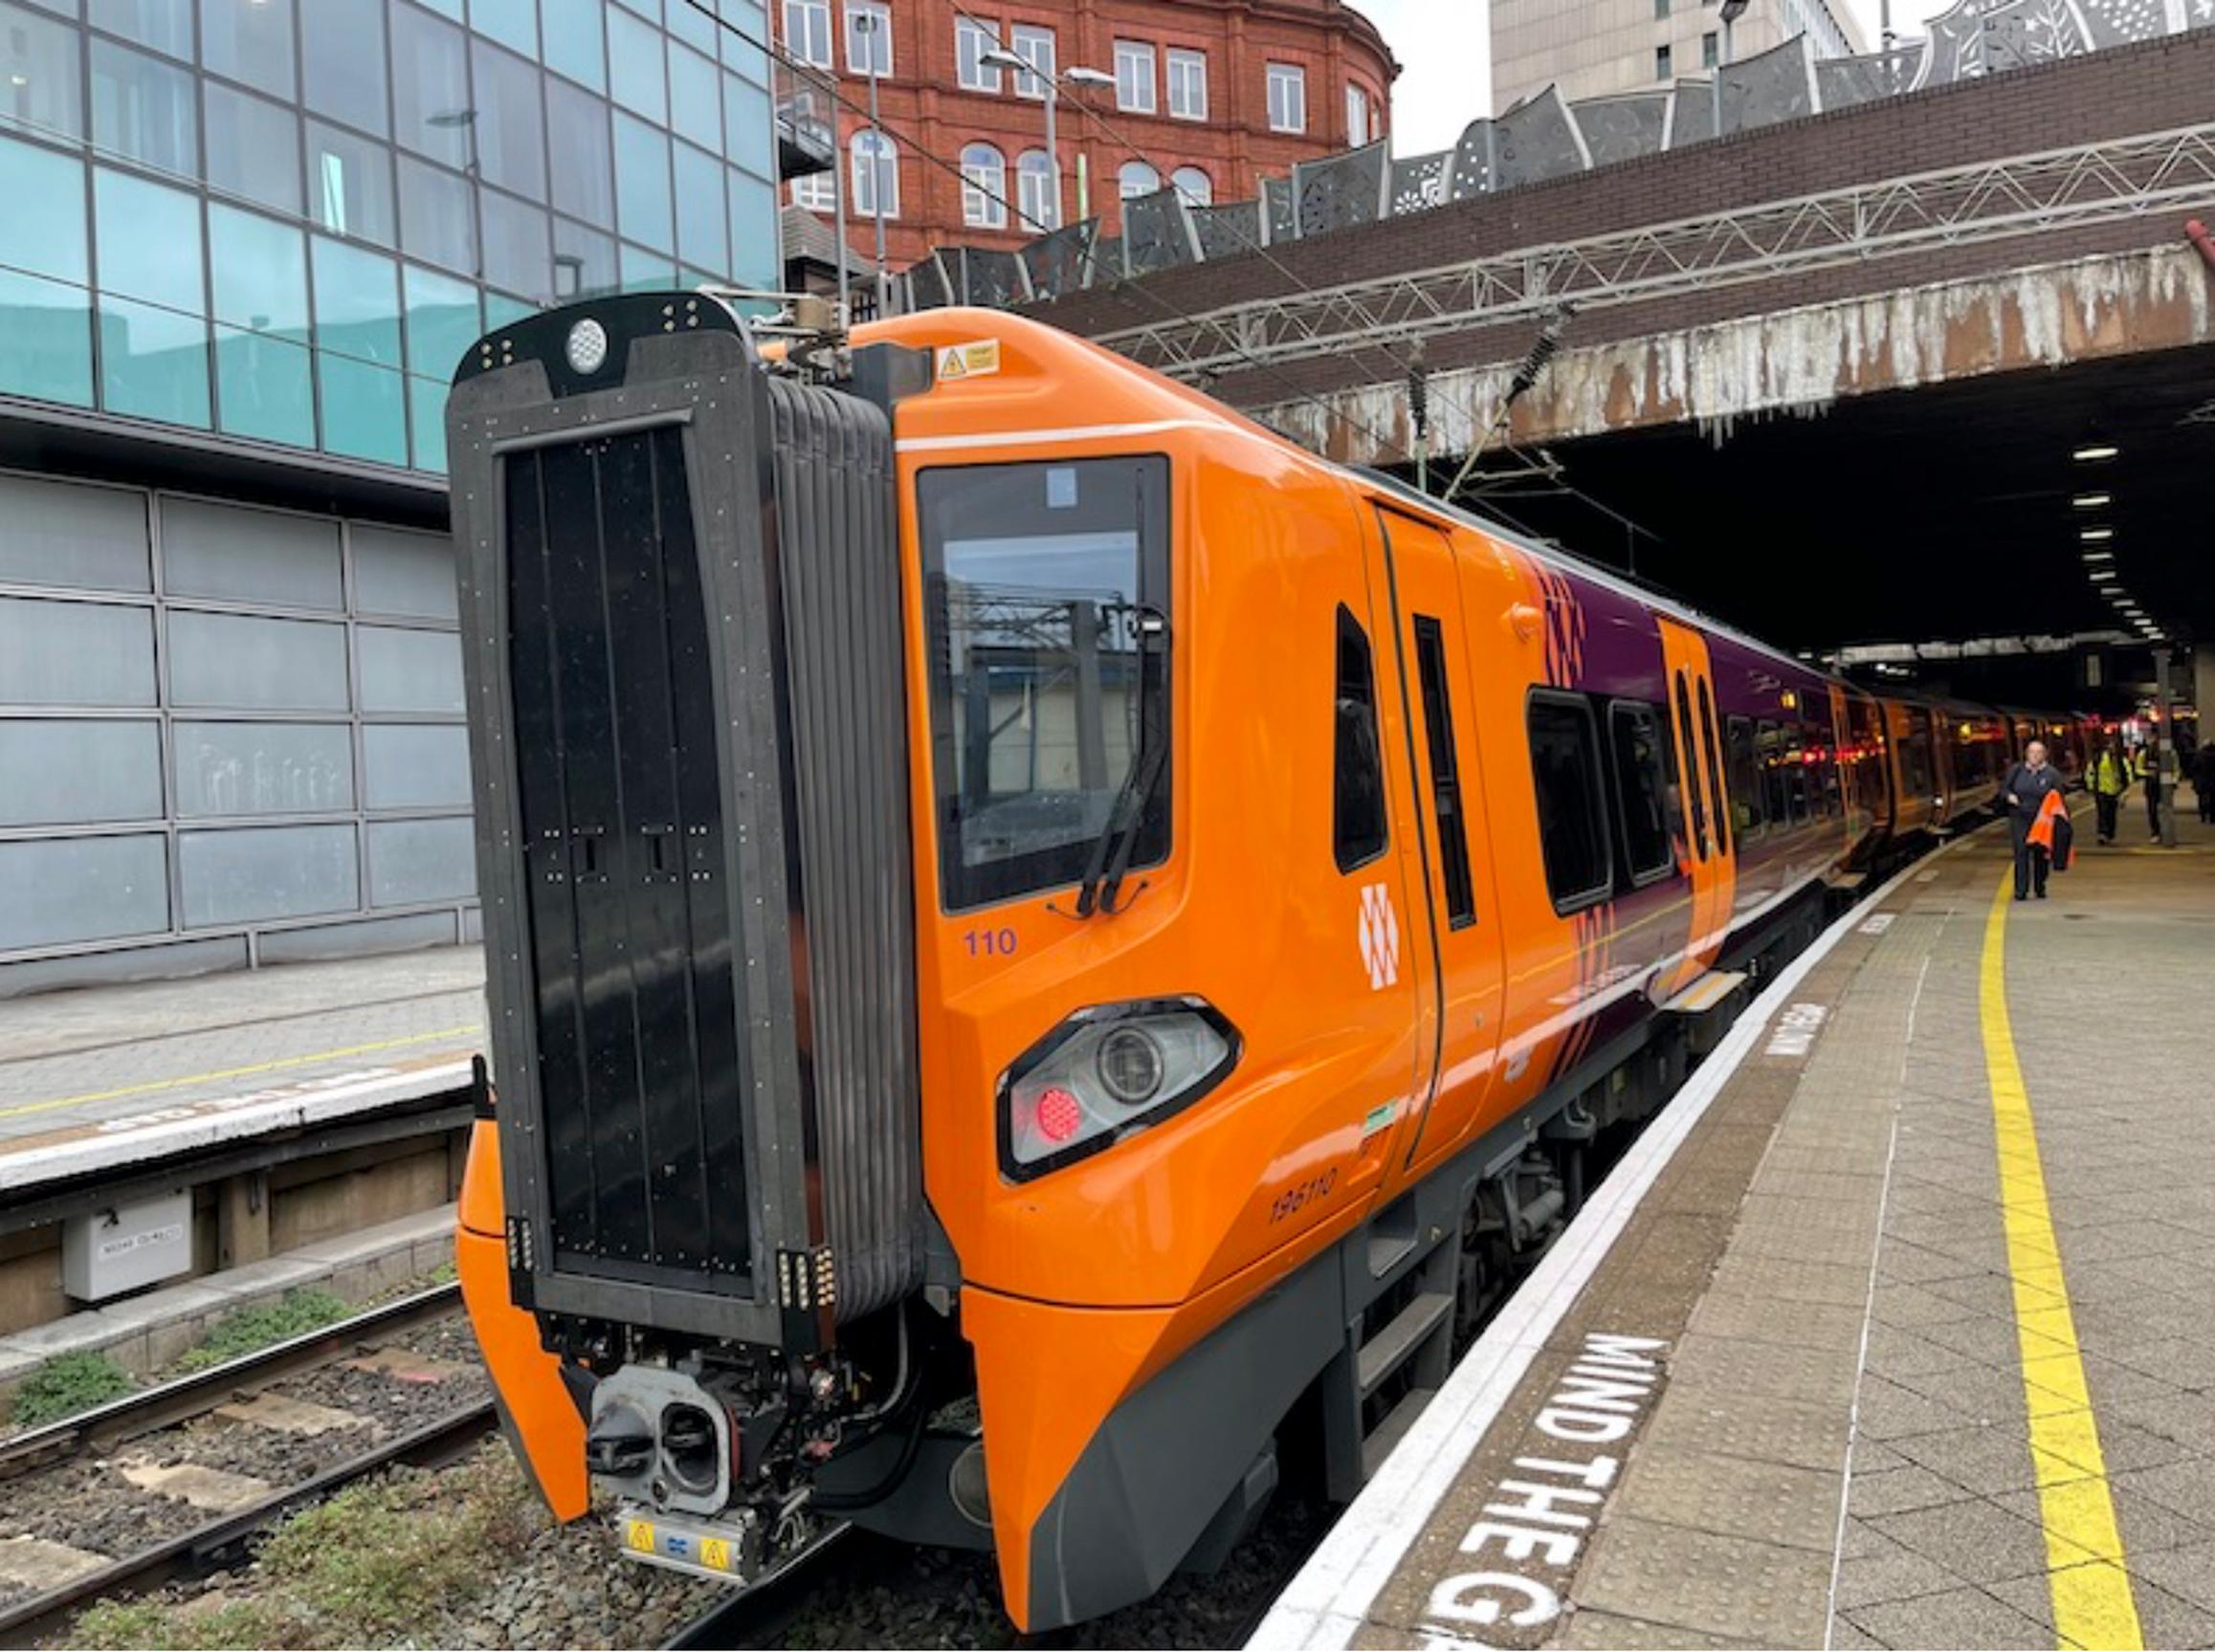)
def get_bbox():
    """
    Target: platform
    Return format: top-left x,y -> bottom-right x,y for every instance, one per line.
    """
1259,797 -> 2215,1651
0,948 -> 484,1194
